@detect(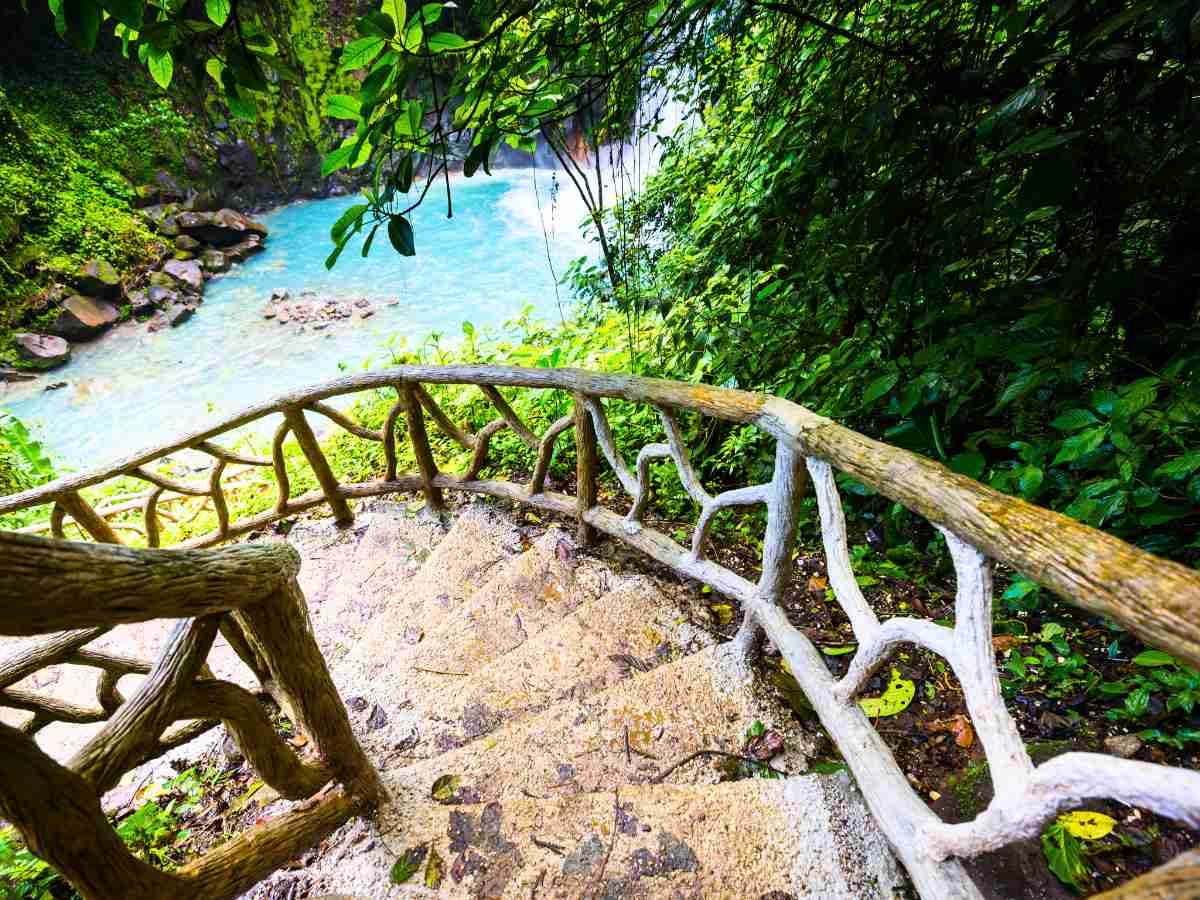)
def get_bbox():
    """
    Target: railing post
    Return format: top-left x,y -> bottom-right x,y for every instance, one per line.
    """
57,491 -> 122,544
735,440 -> 805,657
402,382 -> 445,512
282,407 -> 353,526
231,575 -> 383,807
573,392 -> 598,546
